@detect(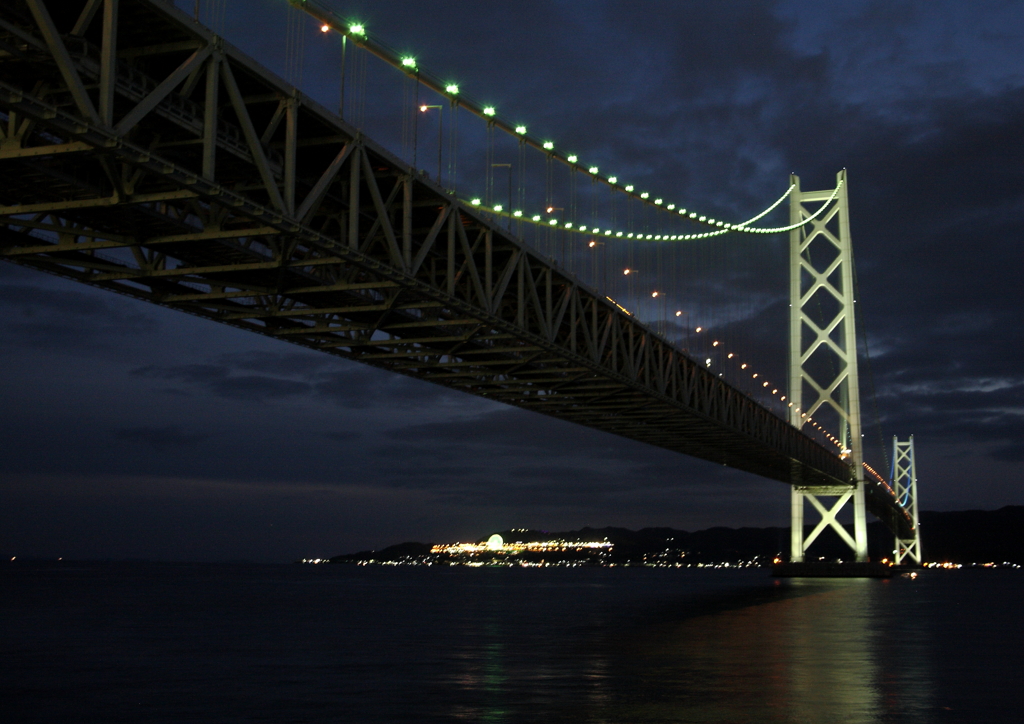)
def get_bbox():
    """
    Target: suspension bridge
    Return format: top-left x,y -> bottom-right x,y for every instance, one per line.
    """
0,0 -> 921,565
